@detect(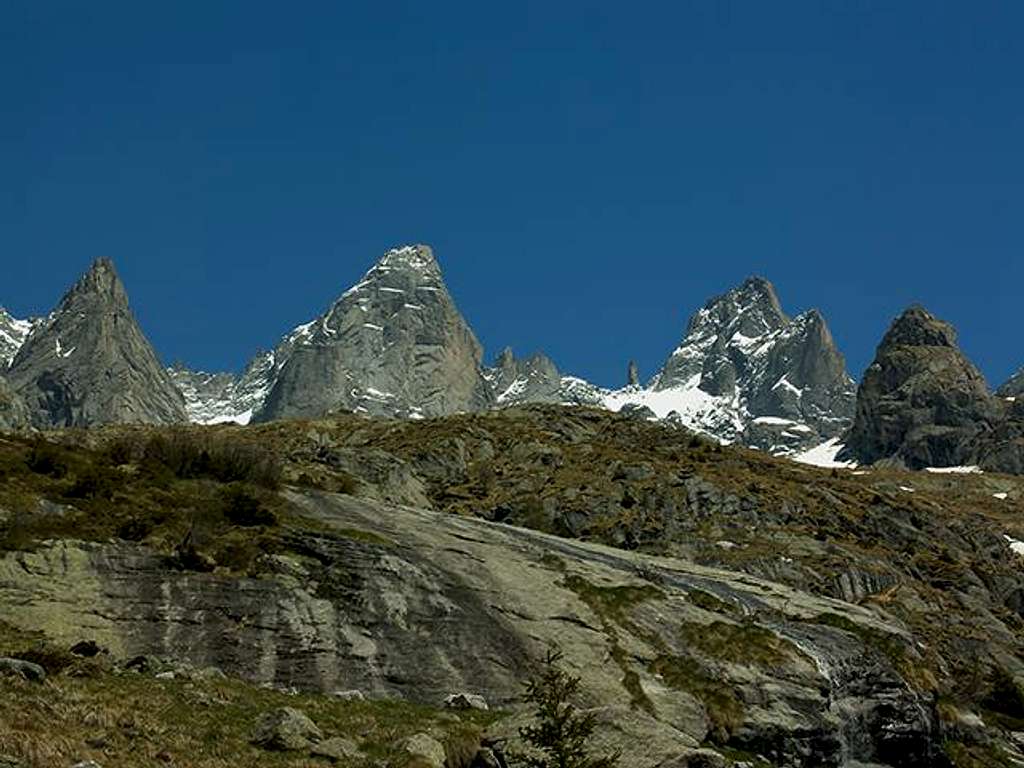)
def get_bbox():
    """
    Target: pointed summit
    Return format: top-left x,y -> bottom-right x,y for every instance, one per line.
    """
483,348 -> 564,405
7,258 -> 186,427
631,276 -> 855,451
255,244 -> 493,421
